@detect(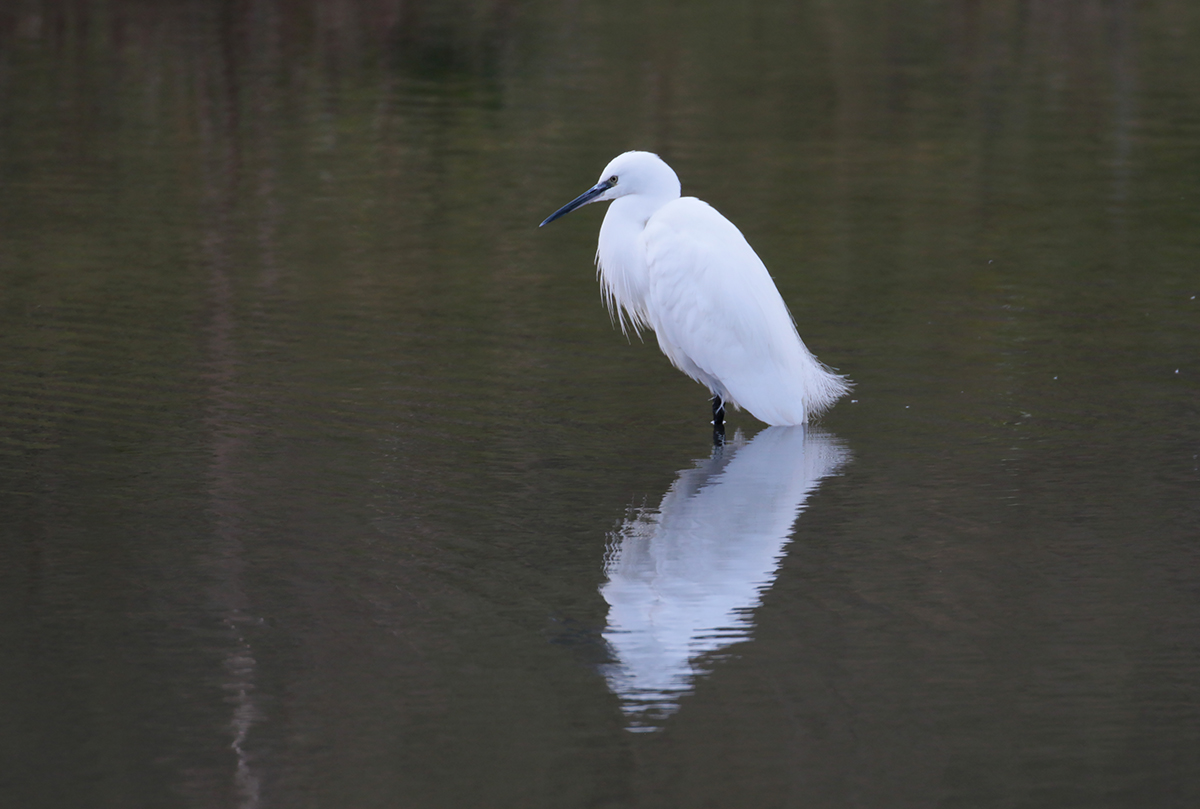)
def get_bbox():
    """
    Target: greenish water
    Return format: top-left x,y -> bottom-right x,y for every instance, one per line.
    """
1,1 -> 1197,807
